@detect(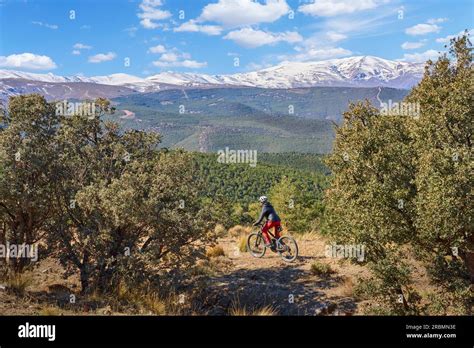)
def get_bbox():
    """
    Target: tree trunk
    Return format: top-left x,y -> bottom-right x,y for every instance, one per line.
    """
80,265 -> 90,294
80,251 -> 91,294
460,235 -> 474,283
